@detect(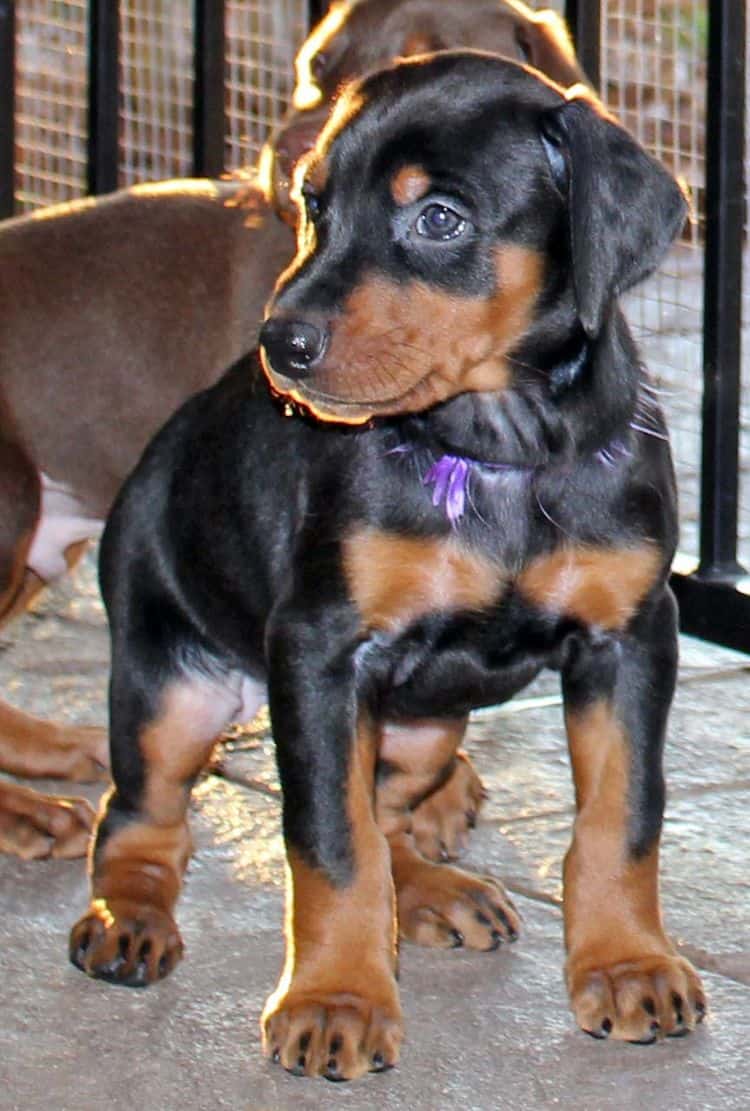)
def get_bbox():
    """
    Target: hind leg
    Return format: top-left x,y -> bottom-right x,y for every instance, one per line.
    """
0,432 -> 105,856
410,750 -> 487,861
0,425 -> 106,783
377,718 -> 520,950
69,664 -> 256,985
